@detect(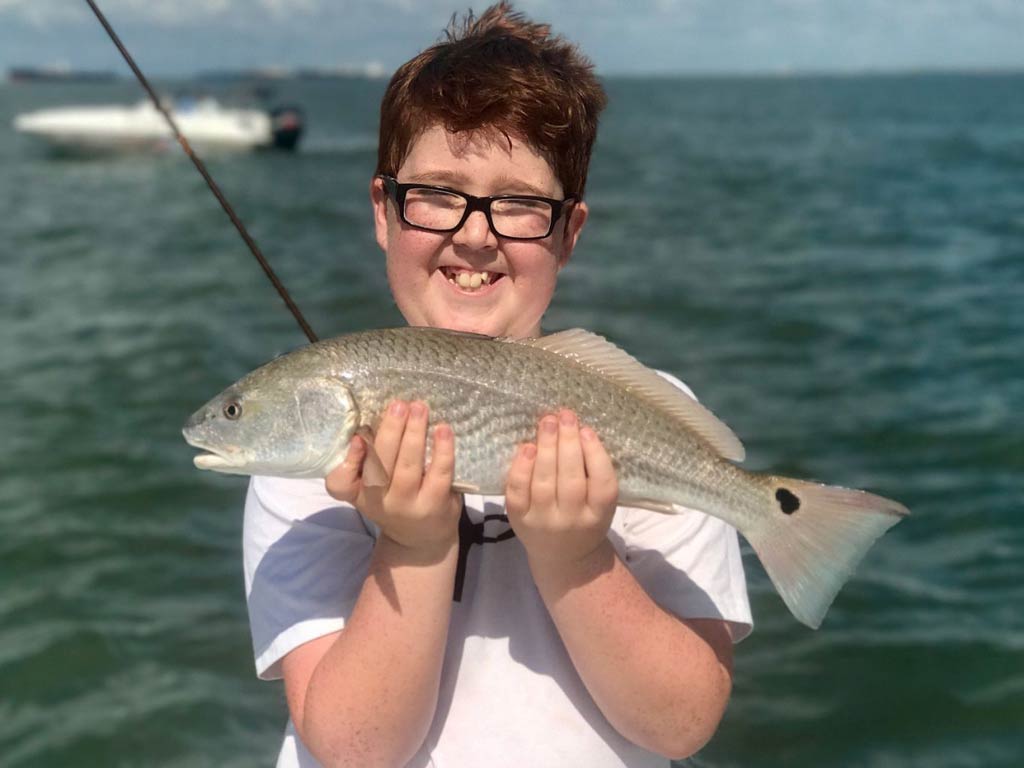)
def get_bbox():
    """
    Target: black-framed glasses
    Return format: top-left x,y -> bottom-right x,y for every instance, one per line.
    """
380,175 -> 576,241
